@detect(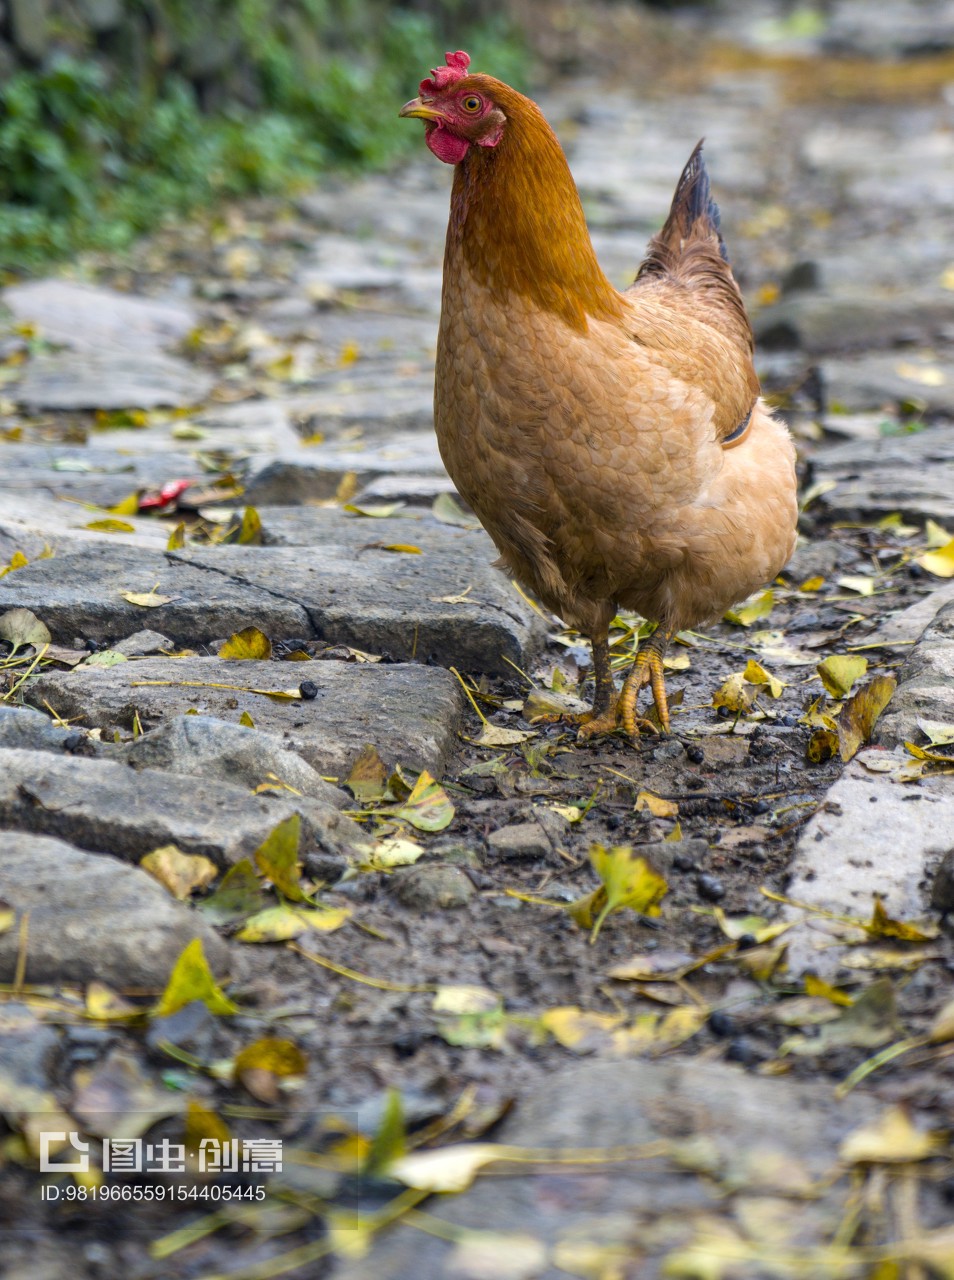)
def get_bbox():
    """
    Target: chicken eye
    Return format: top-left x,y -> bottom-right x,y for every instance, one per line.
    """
461,95 -> 482,113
